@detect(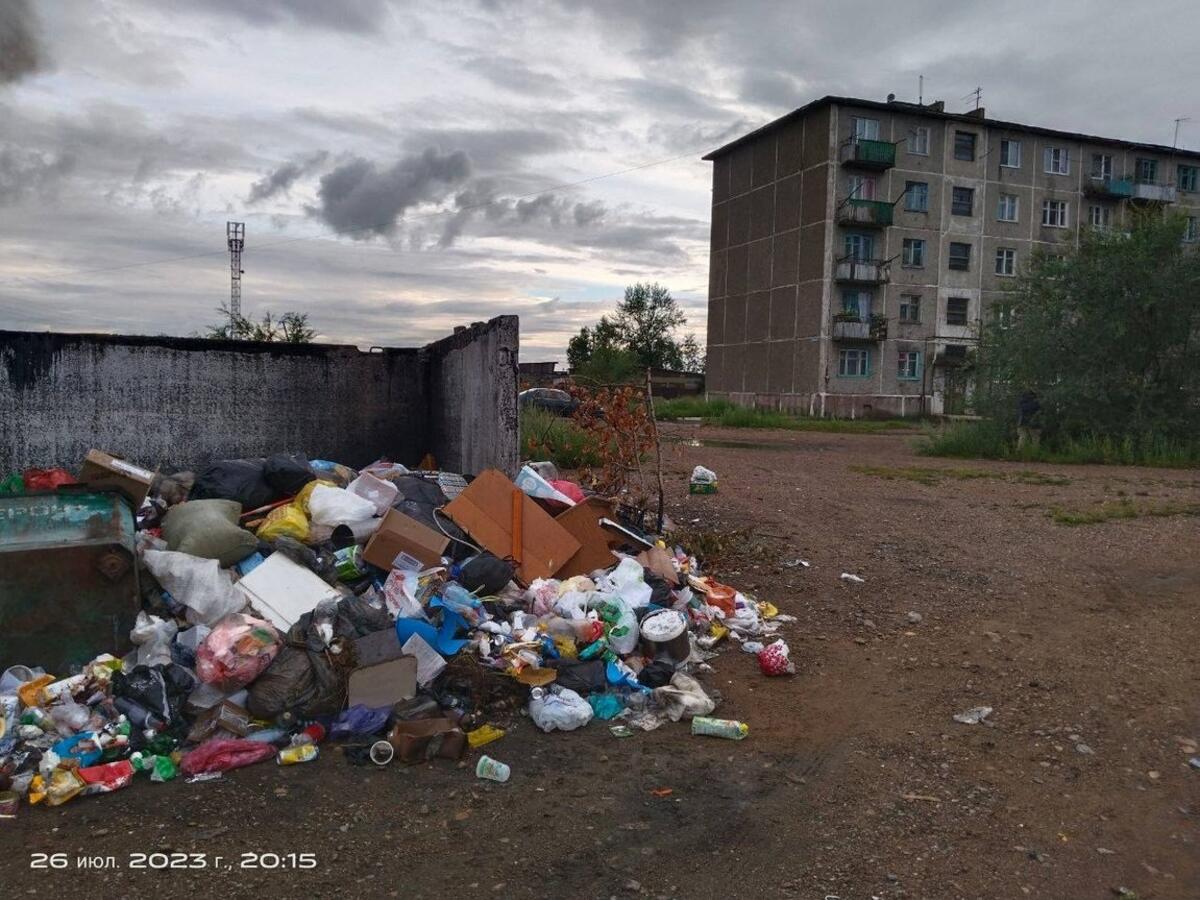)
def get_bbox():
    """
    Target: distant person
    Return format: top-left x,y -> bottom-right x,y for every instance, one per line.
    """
1016,390 -> 1041,450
